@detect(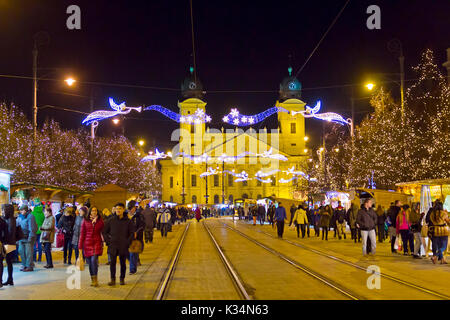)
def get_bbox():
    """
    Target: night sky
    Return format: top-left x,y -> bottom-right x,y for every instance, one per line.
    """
0,0 -> 449,151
